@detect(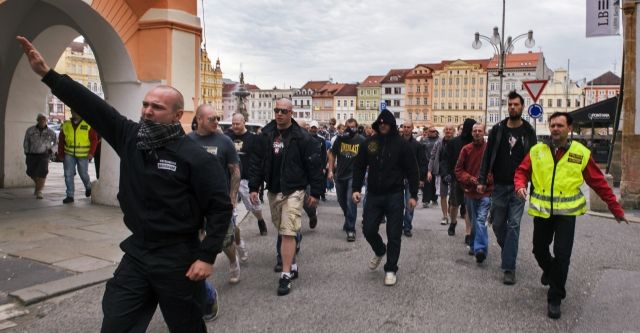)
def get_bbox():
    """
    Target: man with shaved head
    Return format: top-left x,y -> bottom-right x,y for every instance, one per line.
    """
17,36 -> 232,332
400,119 -> 427,238
249,98 -> 323,296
